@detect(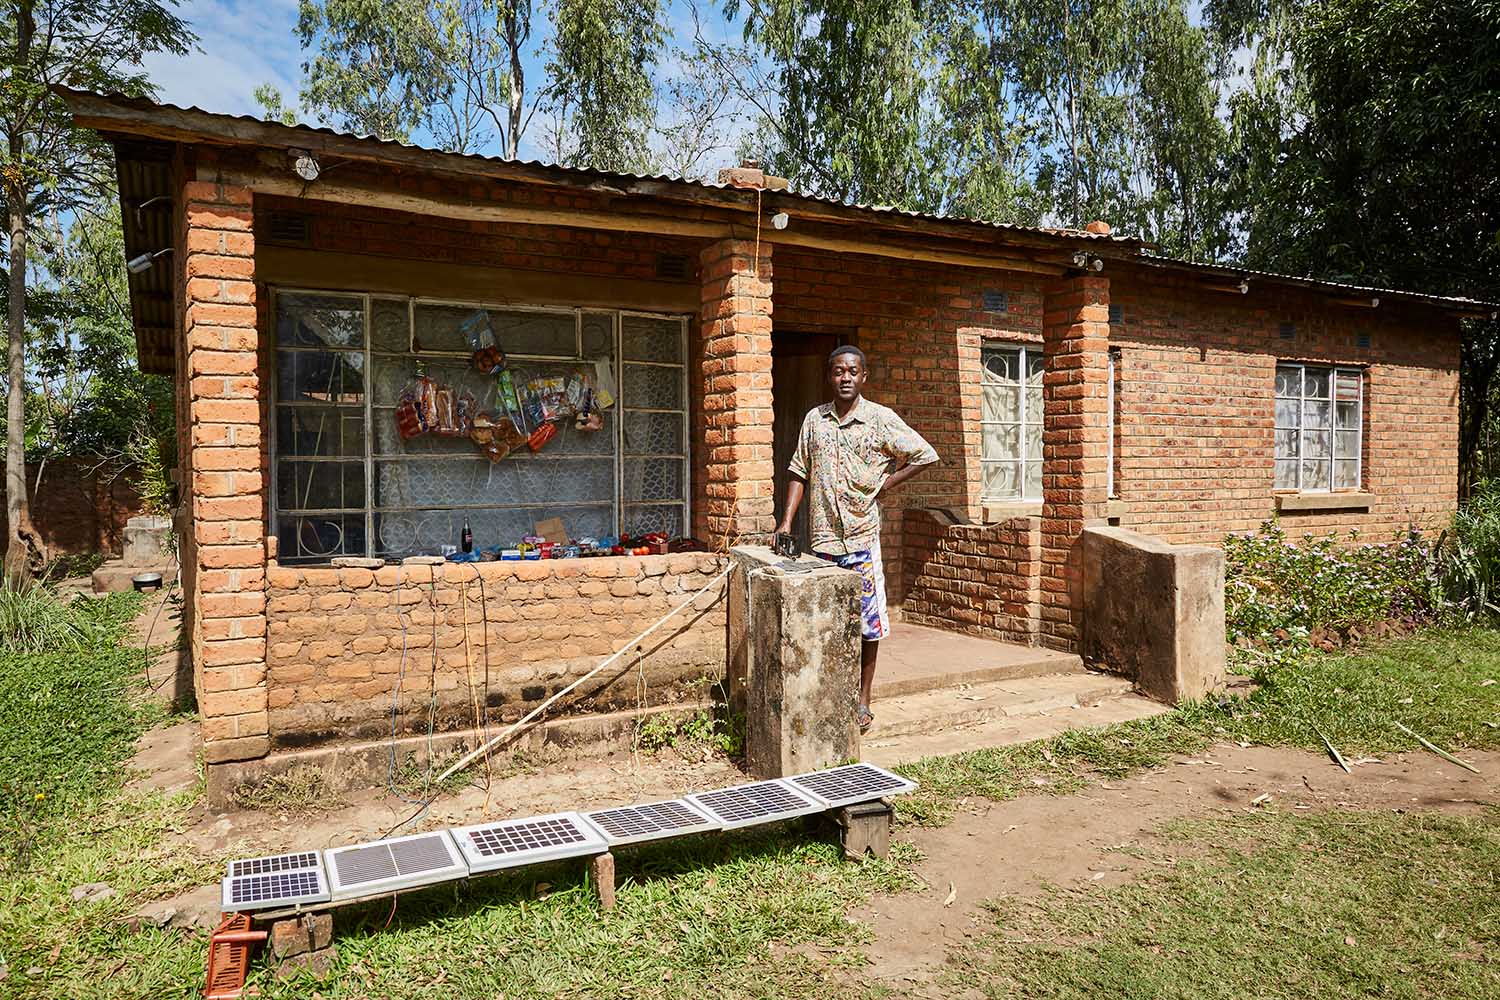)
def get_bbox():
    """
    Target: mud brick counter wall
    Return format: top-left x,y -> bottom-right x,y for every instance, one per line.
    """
262,554 -> 728,747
